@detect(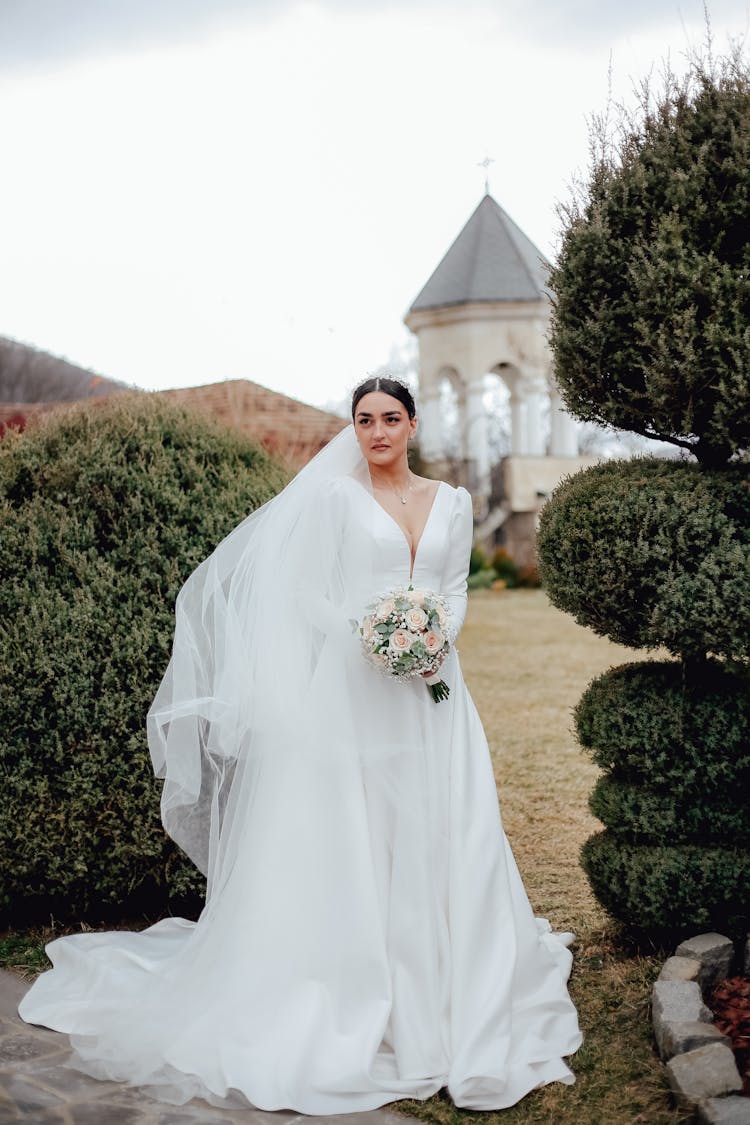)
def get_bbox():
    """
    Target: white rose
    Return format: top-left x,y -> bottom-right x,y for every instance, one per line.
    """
389,629 -> 412,652
406,589 -> 425,604
377,598 -> 396,618
424,629 -> 445,655
405,606 -> 428,630
435,604 -> 447,626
